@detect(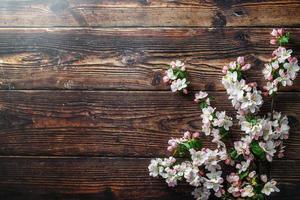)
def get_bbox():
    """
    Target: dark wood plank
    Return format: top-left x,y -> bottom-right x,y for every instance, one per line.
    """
0,157 -> 297,200
0,0 -> 299,27
0,91 -> 299,159
0,28 -> 300,91
270,160 -> 300,200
